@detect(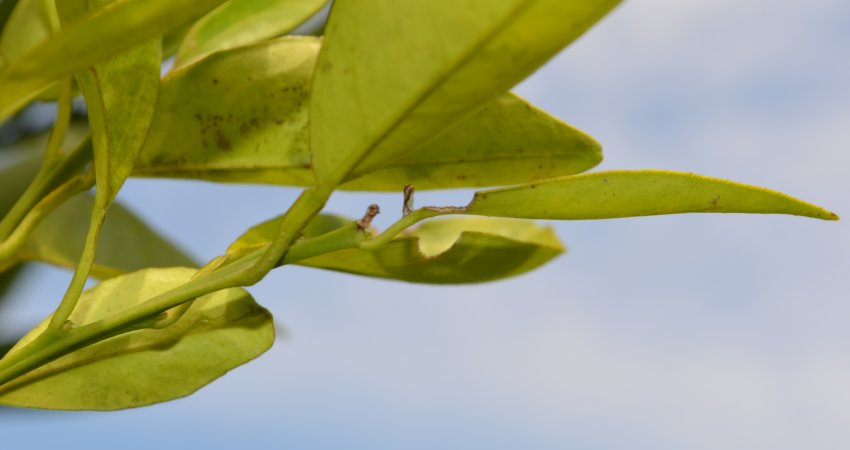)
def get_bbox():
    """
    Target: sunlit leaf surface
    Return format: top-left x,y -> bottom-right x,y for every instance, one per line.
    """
174,0 -> 327,69
0,0 -> 227,121
467,170 -> 839,221
310,0 -> 621,185
0,267 -> 274,410
17,194 -> 195,279
135,38 -> 601,190
229,214 -> 564,284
